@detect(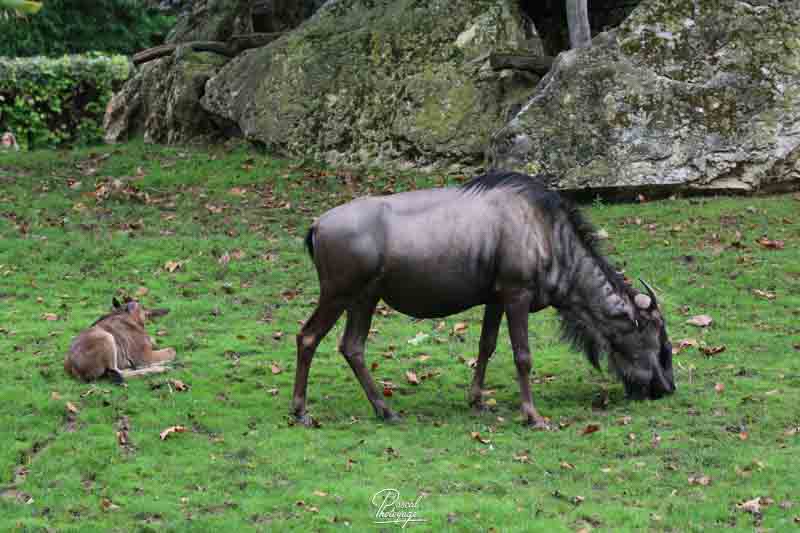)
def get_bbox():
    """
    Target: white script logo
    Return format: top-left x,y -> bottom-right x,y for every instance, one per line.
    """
371,488 -> 426,528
